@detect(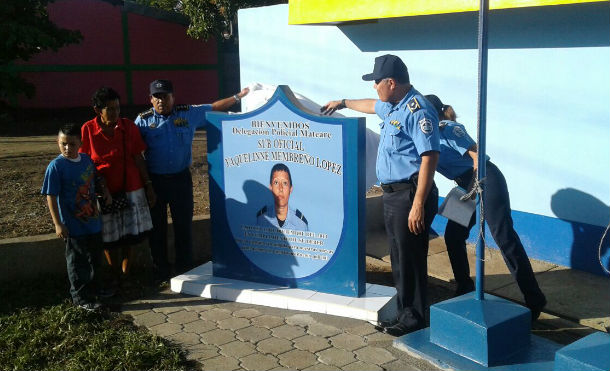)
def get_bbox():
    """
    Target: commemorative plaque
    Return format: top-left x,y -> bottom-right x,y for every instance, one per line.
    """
206,86 -> 365,296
